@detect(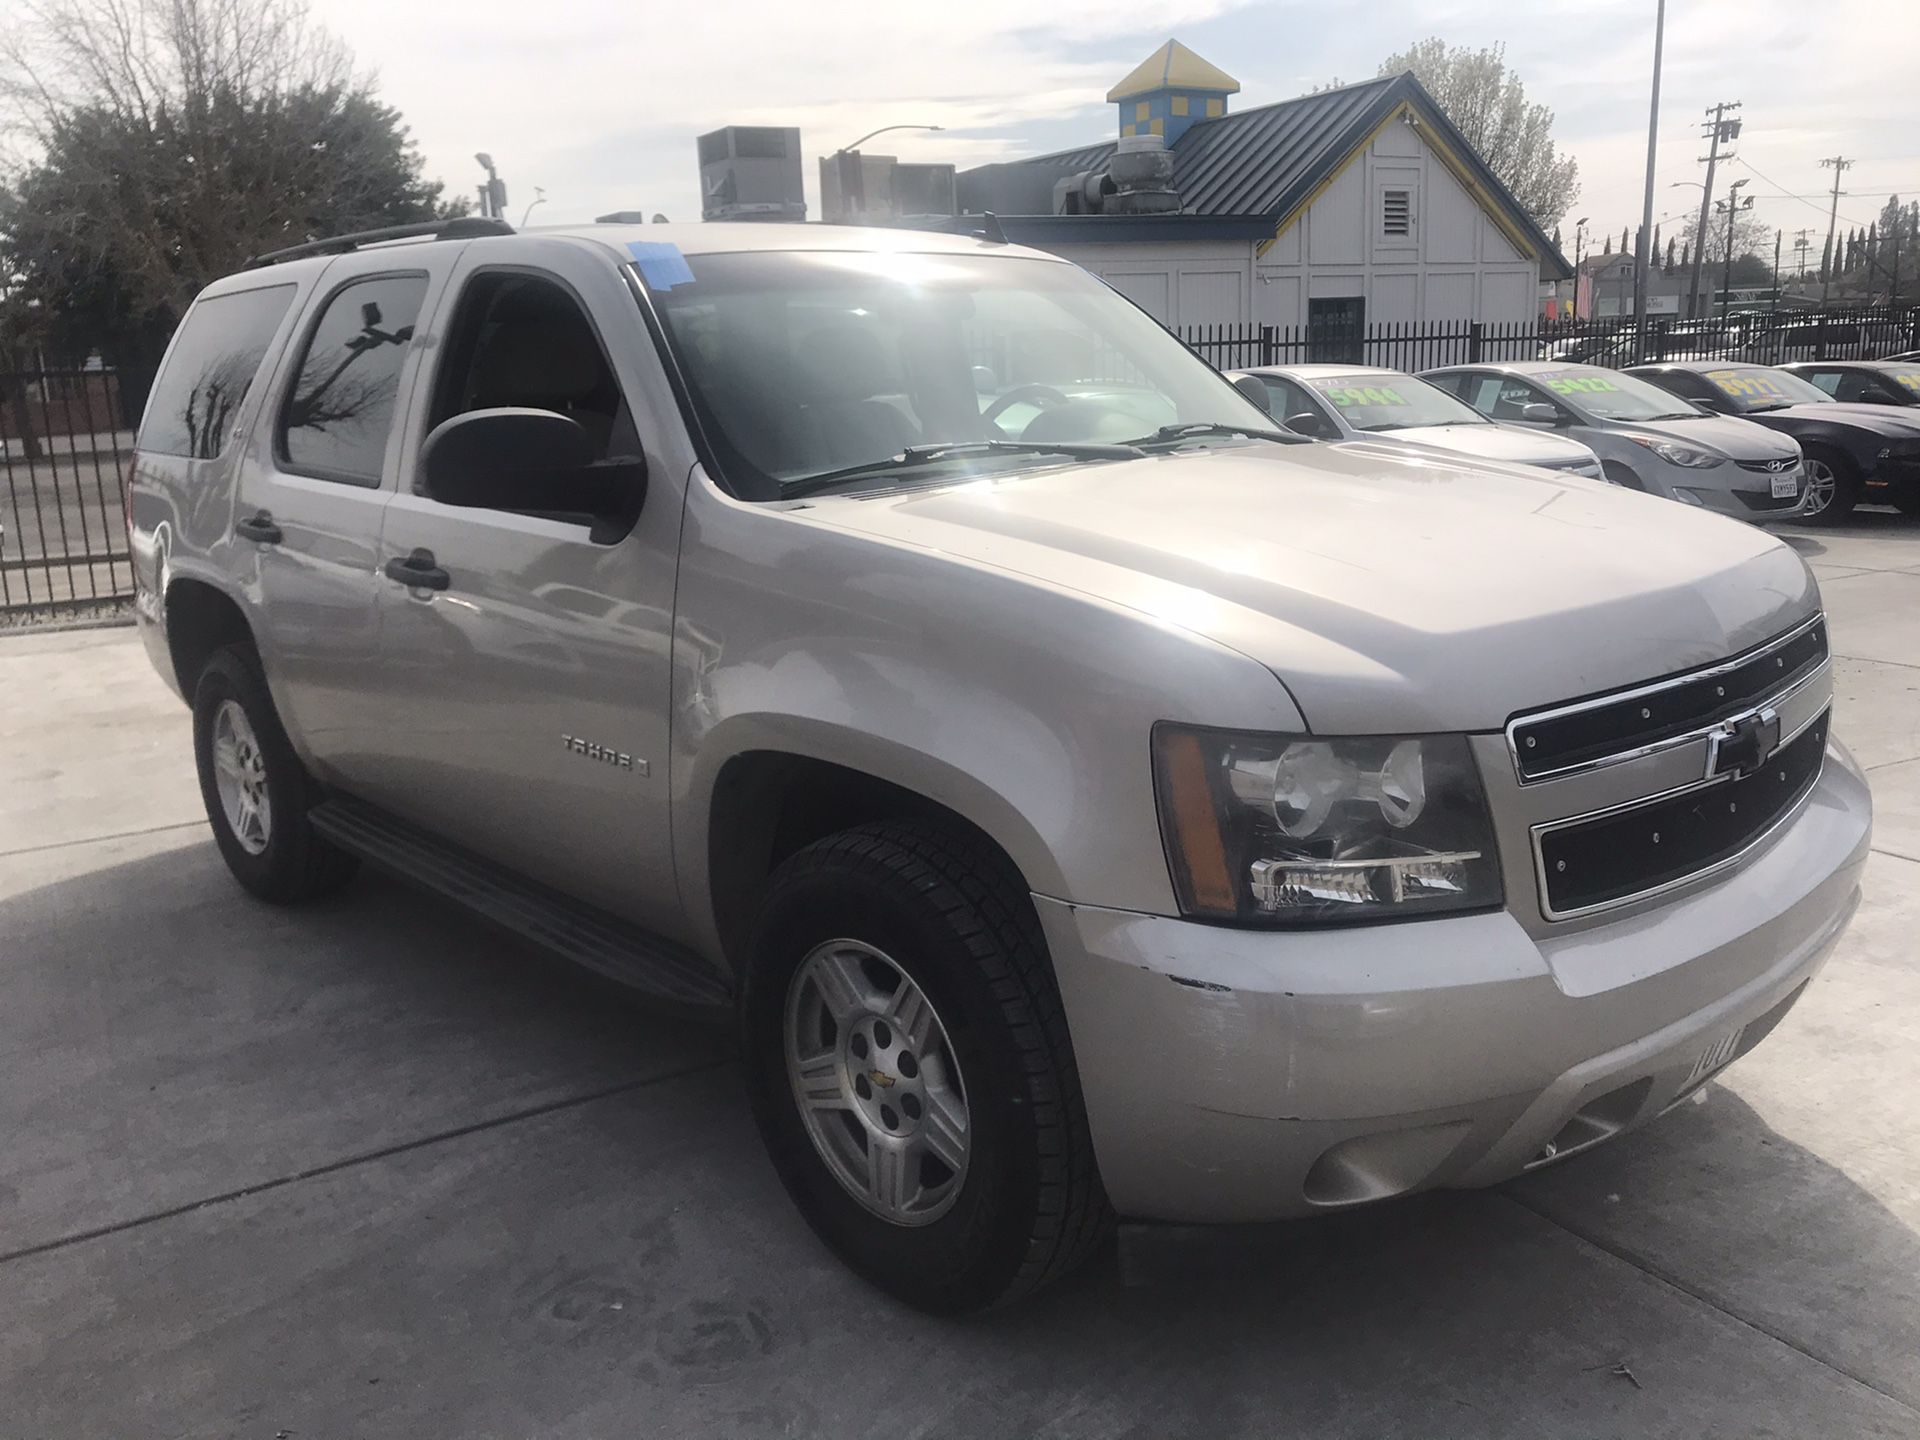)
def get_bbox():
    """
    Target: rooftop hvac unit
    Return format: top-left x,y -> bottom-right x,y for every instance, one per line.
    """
697,126 -> 806,223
